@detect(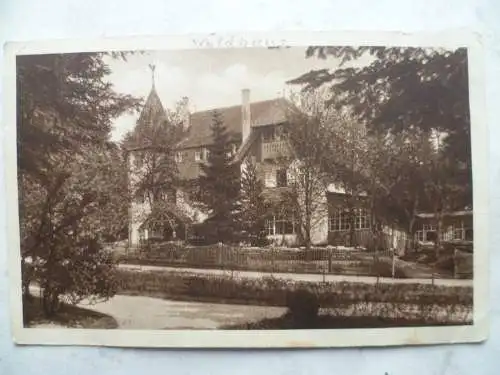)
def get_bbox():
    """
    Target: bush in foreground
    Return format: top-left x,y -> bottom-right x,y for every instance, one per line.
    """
285,289 -> 320,327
